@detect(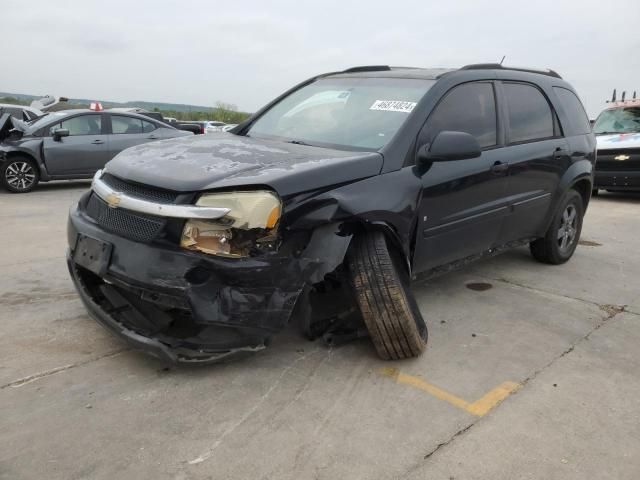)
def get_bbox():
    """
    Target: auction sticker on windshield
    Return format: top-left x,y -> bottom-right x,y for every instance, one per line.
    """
370,100 -> 417,113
